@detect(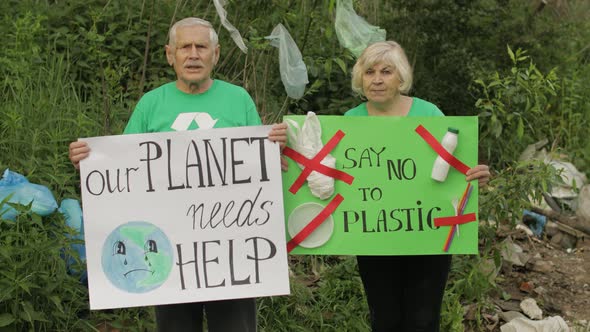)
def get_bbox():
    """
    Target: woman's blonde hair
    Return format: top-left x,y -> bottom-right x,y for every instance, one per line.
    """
351,41 -> 413,96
